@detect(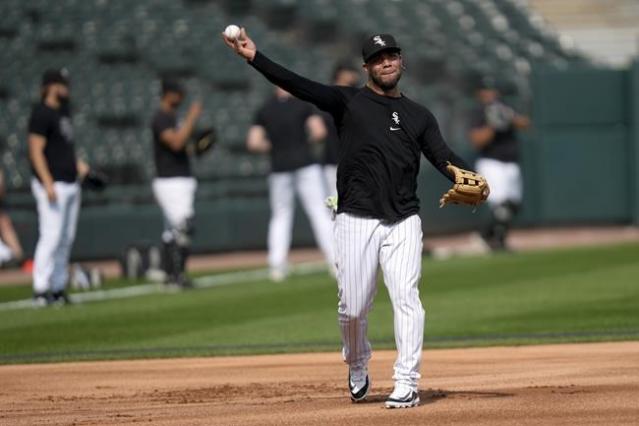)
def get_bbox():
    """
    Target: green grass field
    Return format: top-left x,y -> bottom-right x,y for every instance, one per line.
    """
1,243 -> 638,364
